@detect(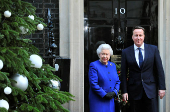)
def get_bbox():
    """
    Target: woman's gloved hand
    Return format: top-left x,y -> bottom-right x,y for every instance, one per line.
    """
103,92 -> 116,100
